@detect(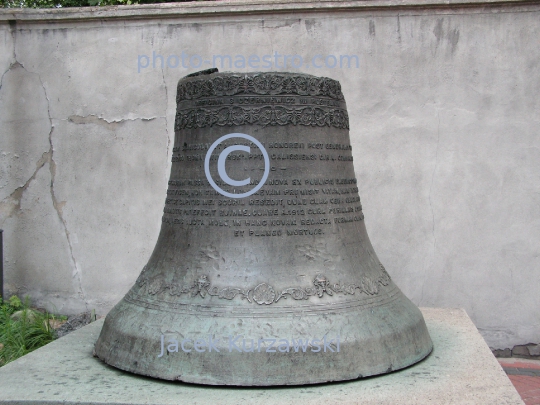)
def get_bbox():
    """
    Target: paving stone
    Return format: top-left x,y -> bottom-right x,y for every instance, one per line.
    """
513,345 -> 540,360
